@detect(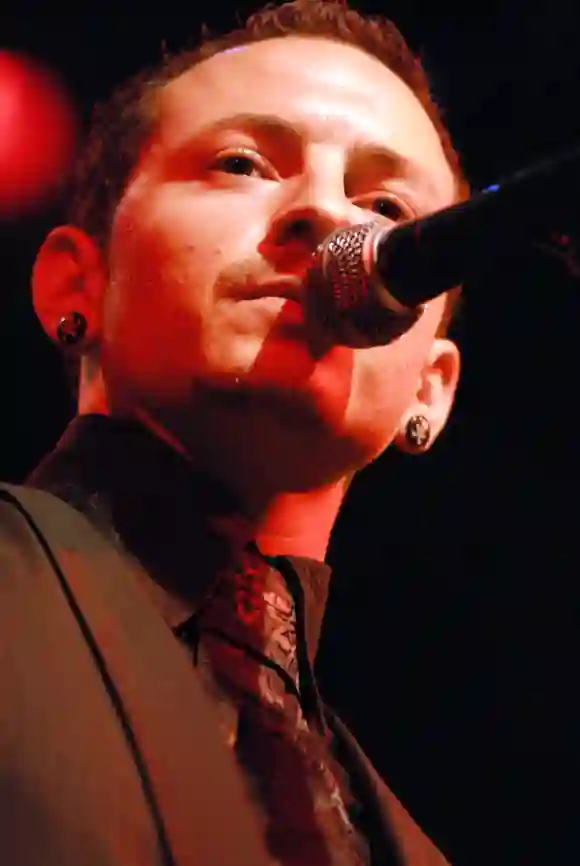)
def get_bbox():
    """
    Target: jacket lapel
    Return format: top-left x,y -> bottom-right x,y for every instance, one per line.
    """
326,709 -> 450,866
